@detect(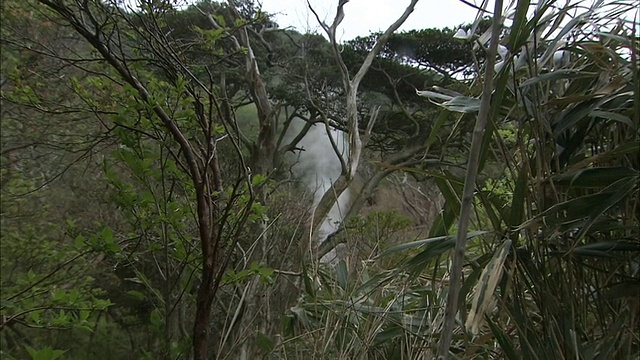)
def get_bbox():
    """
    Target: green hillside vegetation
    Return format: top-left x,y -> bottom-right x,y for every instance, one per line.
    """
1,0 -> 638,359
